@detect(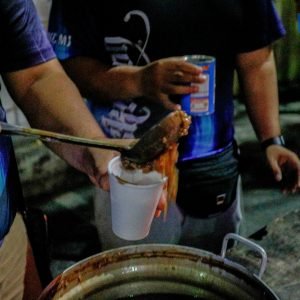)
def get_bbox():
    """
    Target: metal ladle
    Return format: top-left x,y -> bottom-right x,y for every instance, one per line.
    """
0,111 -> 187,164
